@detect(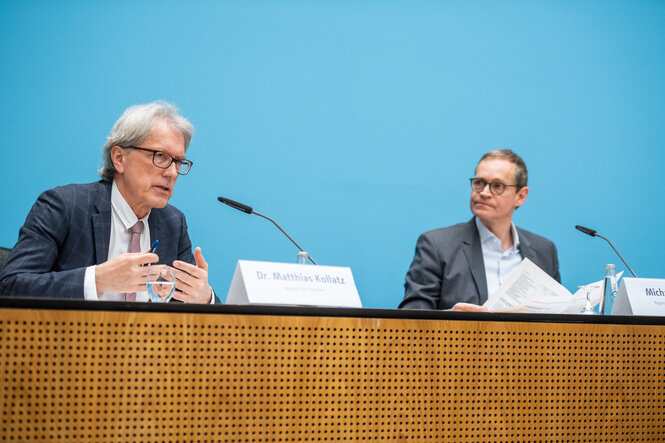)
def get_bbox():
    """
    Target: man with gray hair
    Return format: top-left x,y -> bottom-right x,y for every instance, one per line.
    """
0,101 -> 216,303
400,149 -> 560,311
